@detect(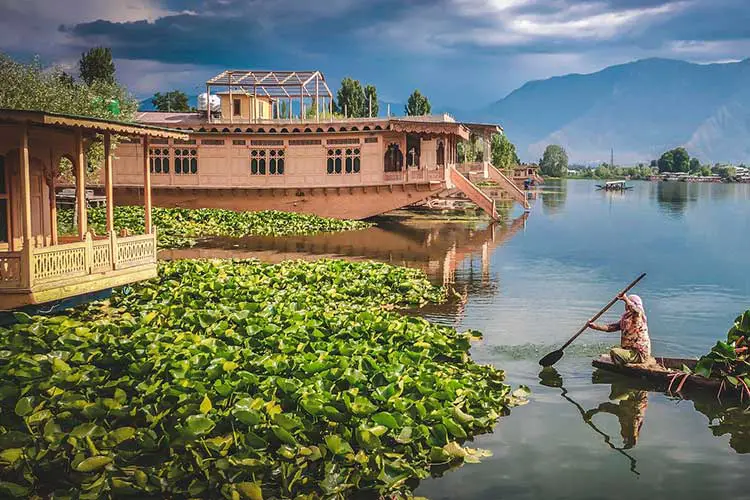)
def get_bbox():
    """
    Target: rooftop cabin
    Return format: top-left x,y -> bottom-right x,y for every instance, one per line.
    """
0,109 -> 187,310
106,69 -> 529,219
